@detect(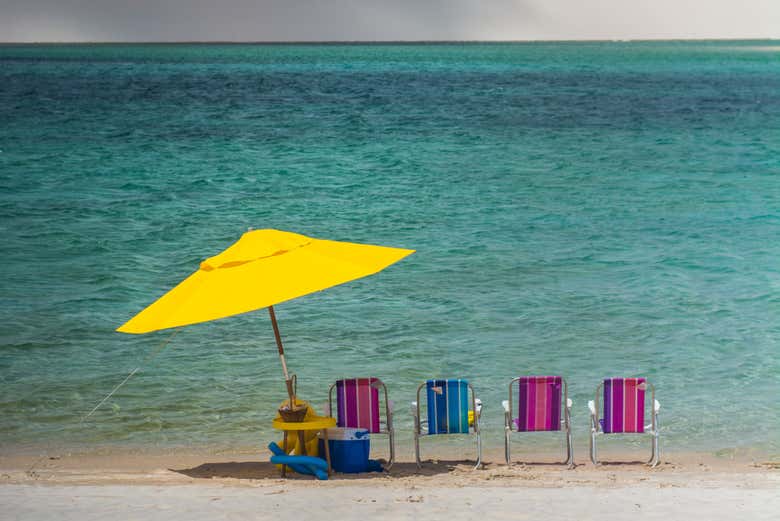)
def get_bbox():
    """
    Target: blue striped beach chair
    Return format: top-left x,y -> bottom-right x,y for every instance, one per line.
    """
411,379 -> 483,469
